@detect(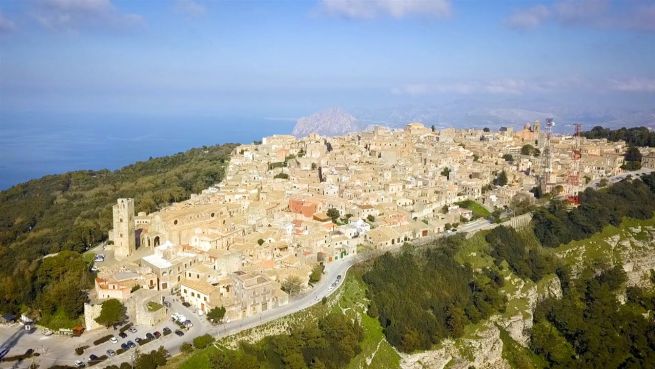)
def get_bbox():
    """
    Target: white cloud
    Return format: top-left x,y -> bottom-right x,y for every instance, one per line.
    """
32,0 -> 143,31
505,0 -> 655,32
175,0 -> 206,17
392,80 -> 530,96
0,11 -> 16,33
320,0 -> 451,19
611,78 -> 655,92
505,5 -> 550,30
